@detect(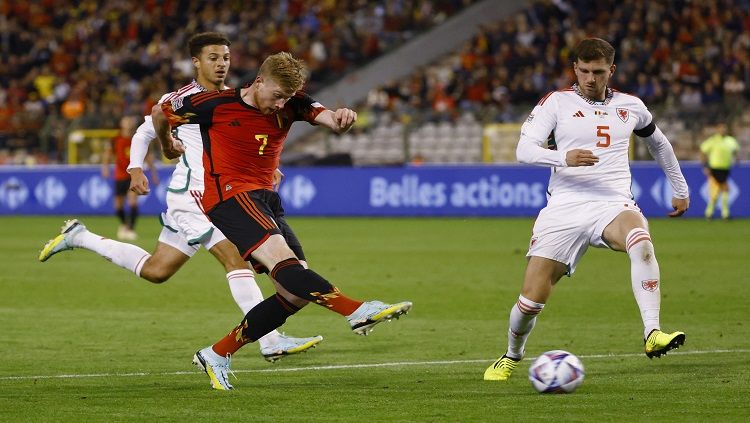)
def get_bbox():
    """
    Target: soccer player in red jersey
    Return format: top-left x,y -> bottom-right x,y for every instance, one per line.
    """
153,52 -> 412,390
39,33 -> 322,364
101,115 -> 158,240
